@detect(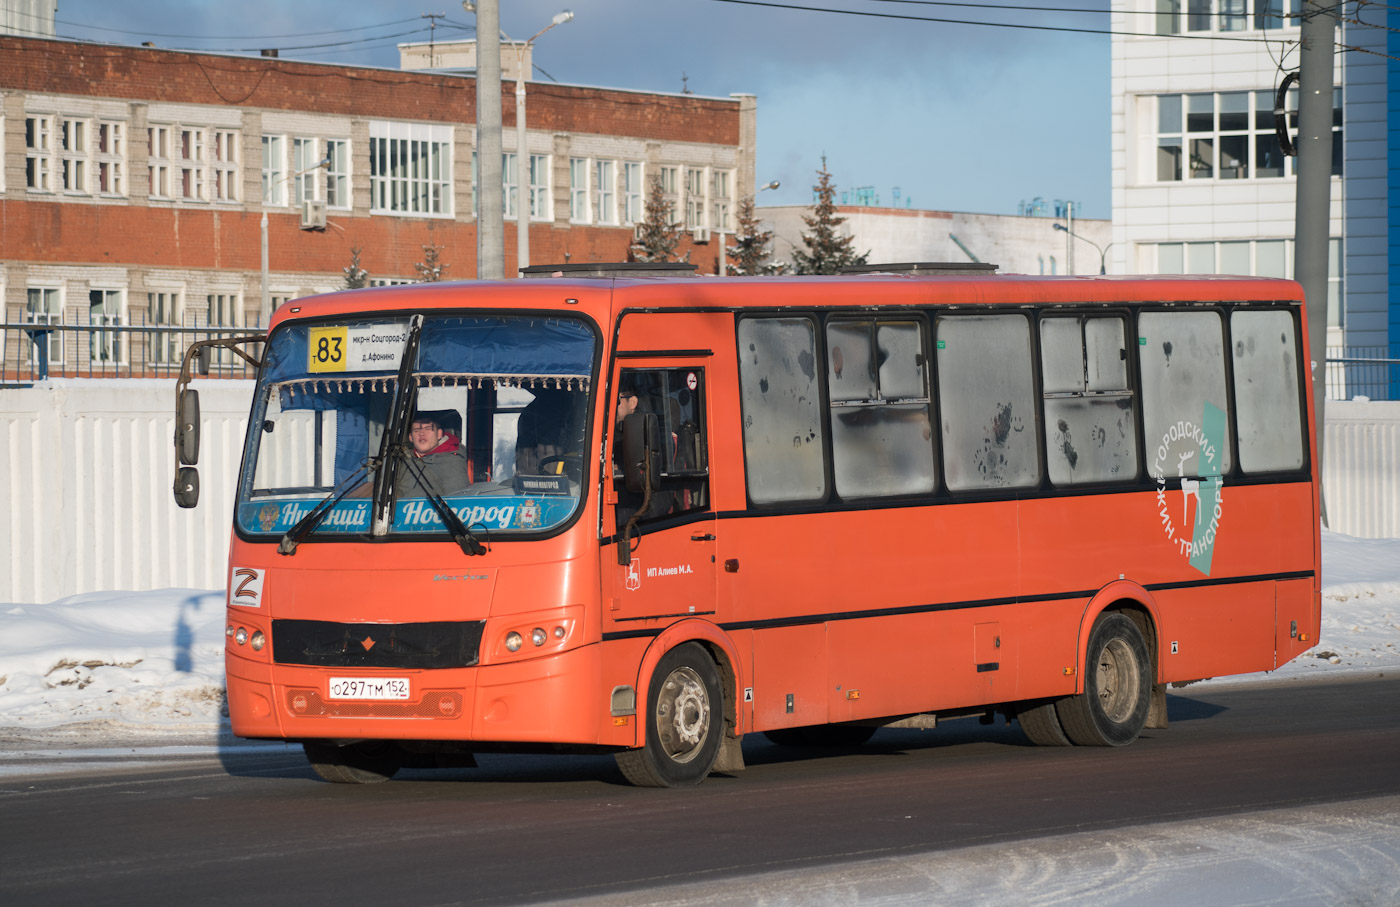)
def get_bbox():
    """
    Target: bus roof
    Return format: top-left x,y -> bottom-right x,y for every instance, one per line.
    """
269,273 -> 1305,331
